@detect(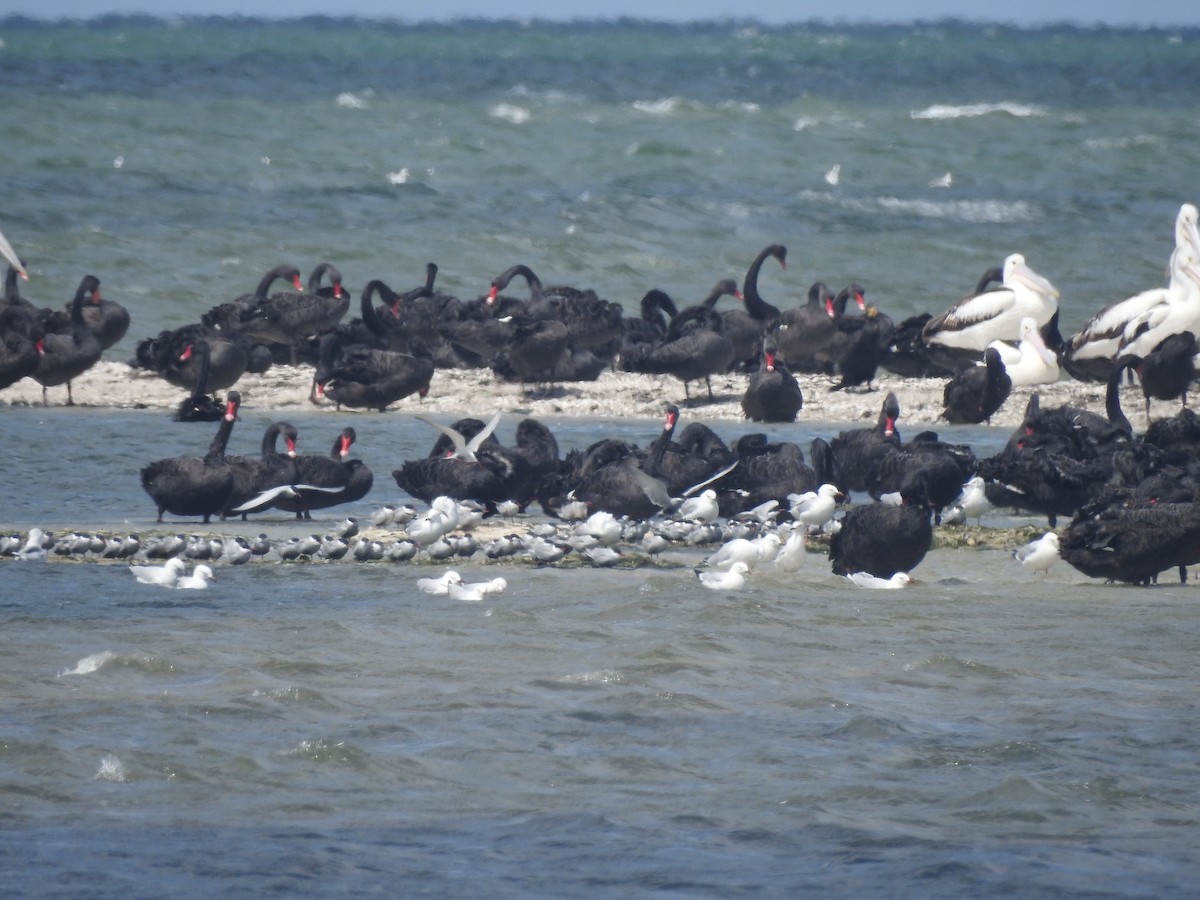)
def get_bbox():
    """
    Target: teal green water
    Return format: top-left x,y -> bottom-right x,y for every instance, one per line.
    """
3,18 -> 1199,353
3,19 -> 1200,896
